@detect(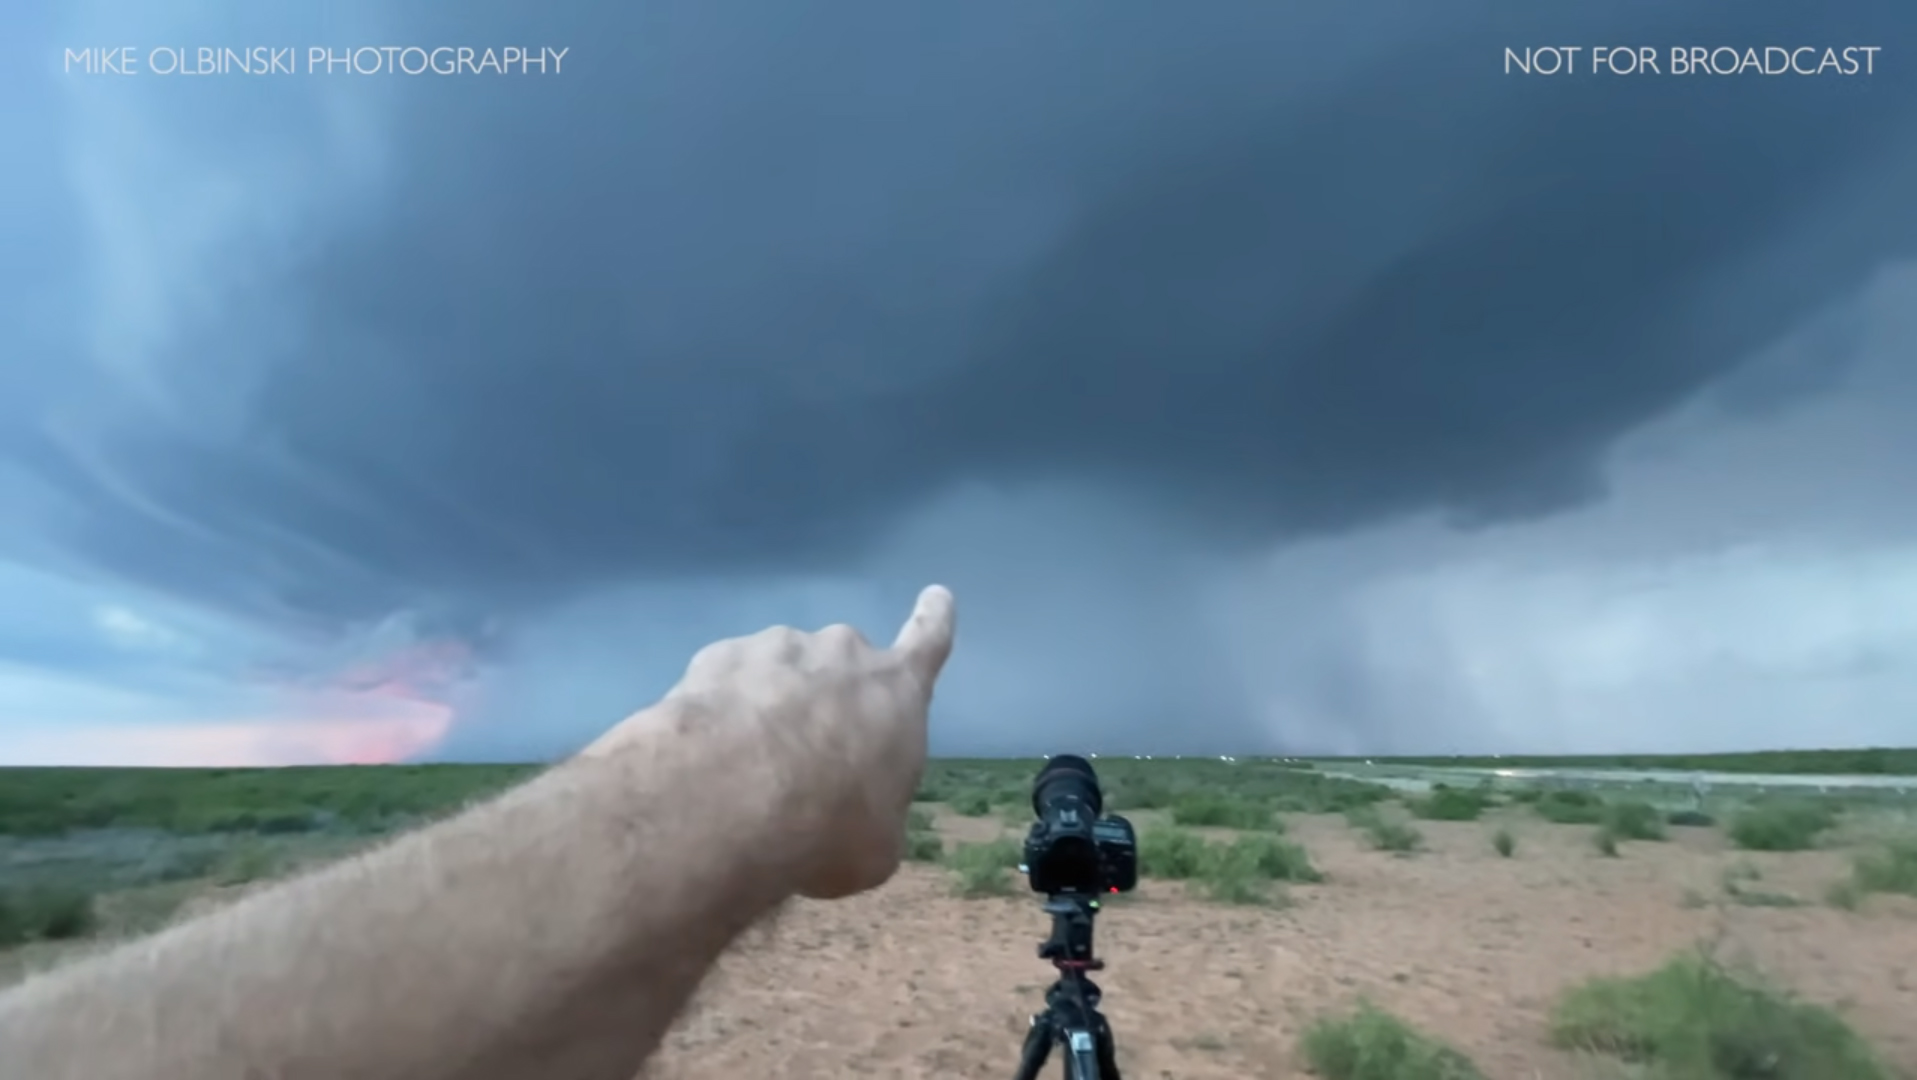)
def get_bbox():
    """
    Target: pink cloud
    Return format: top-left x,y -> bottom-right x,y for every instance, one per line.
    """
0,702 -> 455,767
